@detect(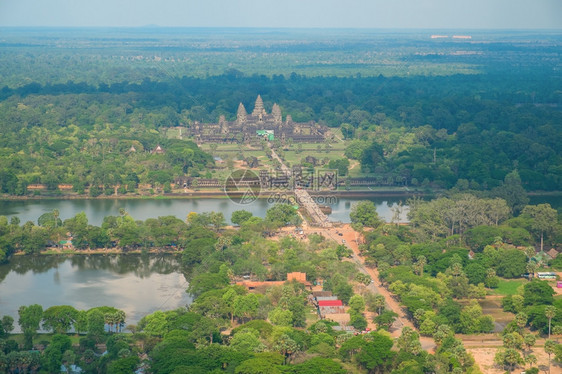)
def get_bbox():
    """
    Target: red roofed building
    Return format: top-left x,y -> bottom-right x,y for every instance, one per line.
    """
318,300 -> 343,307
318,299 -> 345,316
